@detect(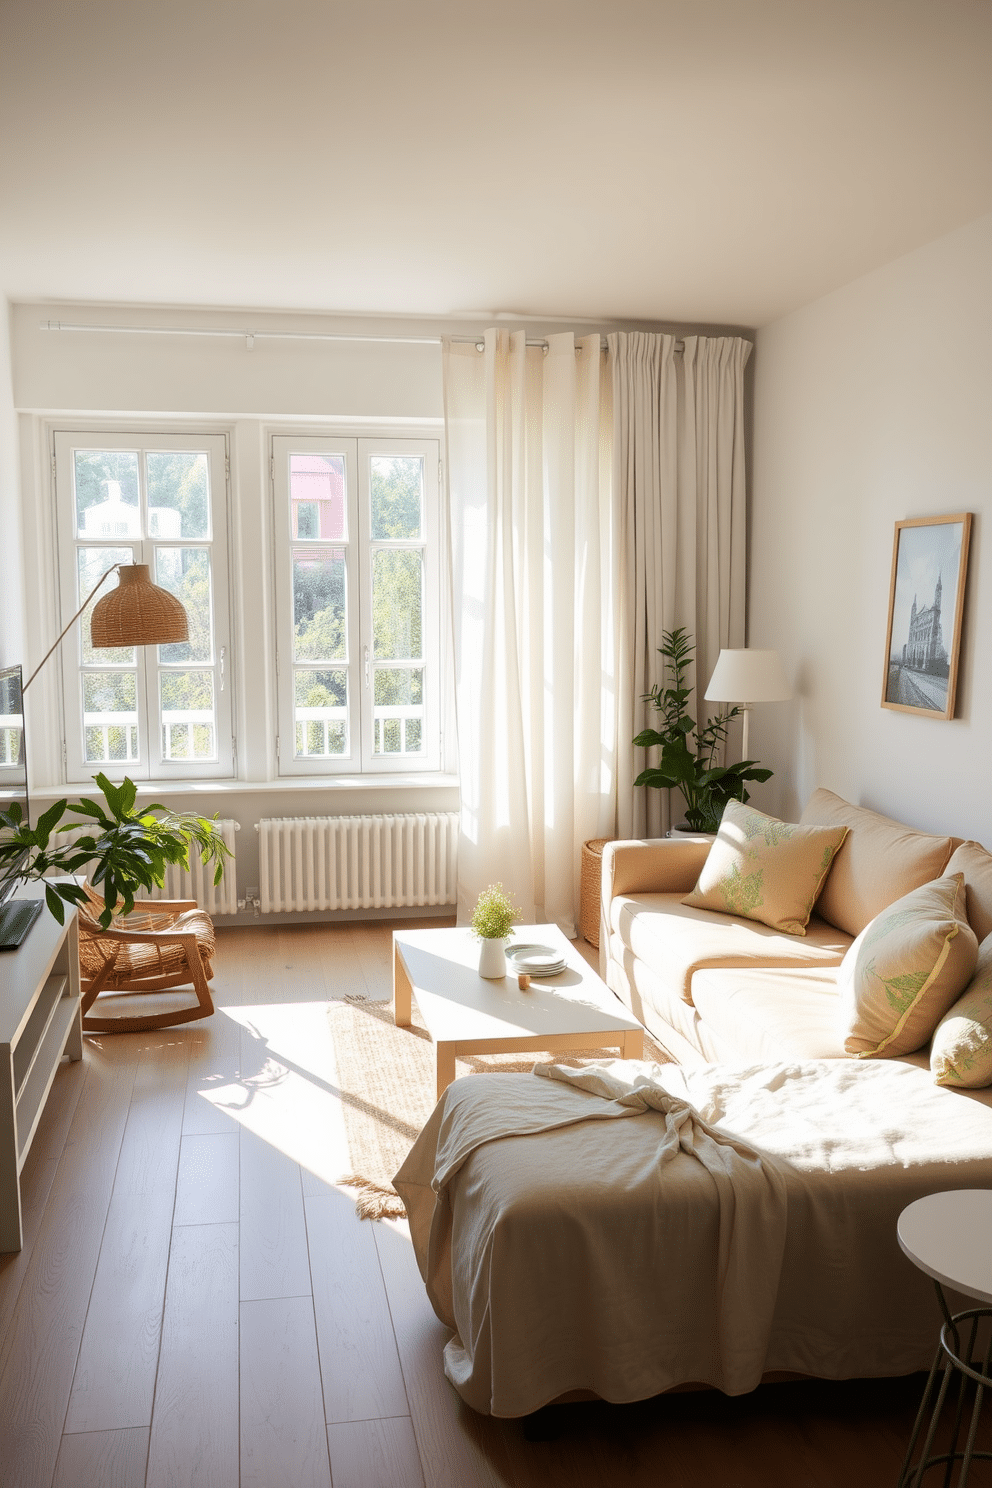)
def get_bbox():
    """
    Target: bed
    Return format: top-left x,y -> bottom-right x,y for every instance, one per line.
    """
393,1057 -> 992,1418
